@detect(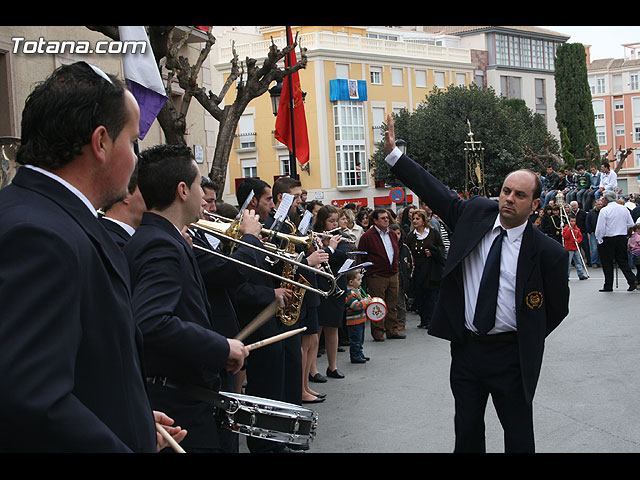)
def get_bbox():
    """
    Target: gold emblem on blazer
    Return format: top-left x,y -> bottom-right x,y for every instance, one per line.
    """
526,291 -> 543,309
